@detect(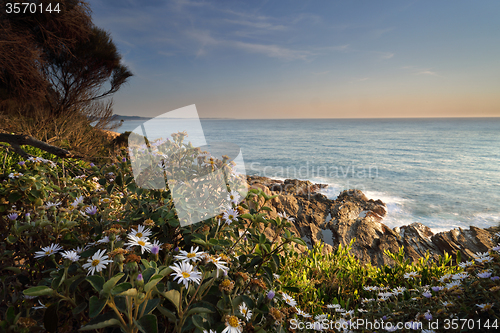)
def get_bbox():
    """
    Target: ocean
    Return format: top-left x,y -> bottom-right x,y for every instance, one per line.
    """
117,118 -> 500,234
